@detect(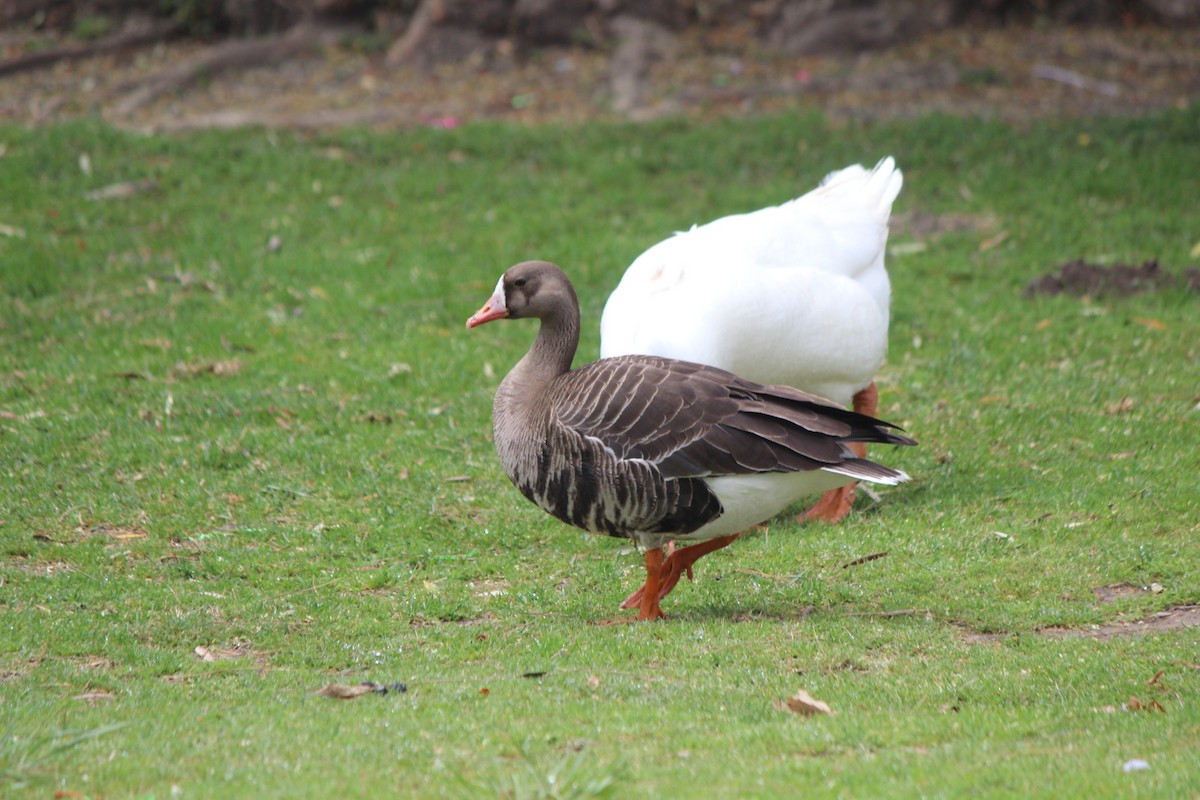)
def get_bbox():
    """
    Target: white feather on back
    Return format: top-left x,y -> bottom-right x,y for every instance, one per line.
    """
601,157 -> 902,408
